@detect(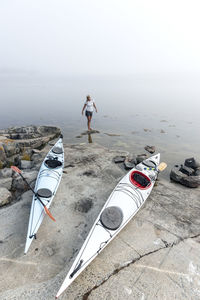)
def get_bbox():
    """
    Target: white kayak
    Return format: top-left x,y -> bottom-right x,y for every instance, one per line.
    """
24,137 -> 64,254
56,153 -> 161,298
